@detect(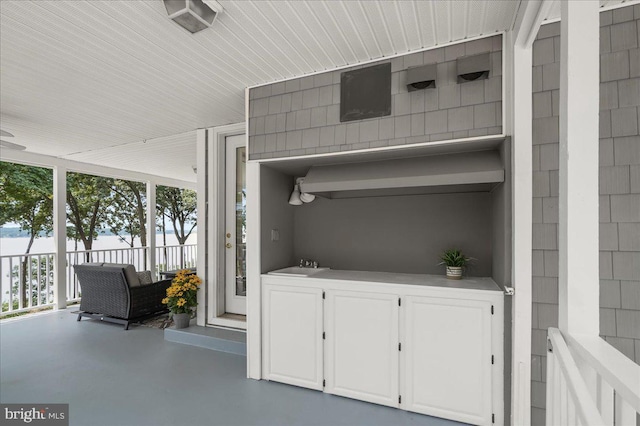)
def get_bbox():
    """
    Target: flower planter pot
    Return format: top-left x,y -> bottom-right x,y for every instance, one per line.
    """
172,313 -> 190,329
445,266 -> 463,280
